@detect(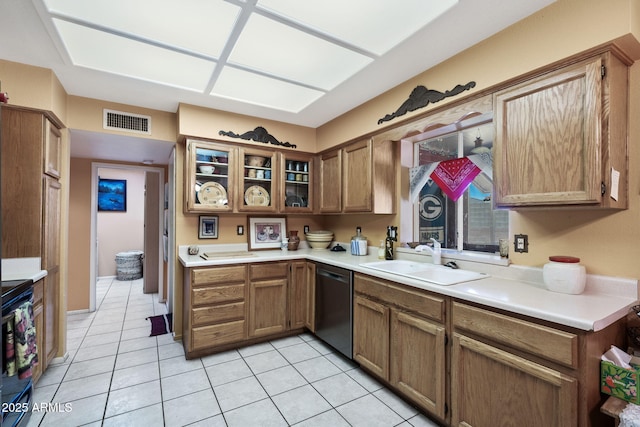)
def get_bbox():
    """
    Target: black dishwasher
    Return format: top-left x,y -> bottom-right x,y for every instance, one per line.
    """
315,263 -> 353,359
